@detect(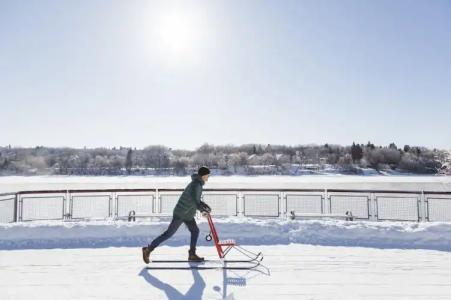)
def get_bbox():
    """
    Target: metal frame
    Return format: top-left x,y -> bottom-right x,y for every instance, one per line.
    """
243,192 -> 280,217
284,192 -> 324,215
115,193 -> 156,218
374,193 -> 421,222
0,194 -> 16,223
202,192 -> 239,217
19,195 -> 66,221
158,191 -> 183,216
424,194 -> 451,222
327,192 -> 371,220
1,188 -> 451,223
70,193 -> 112,220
